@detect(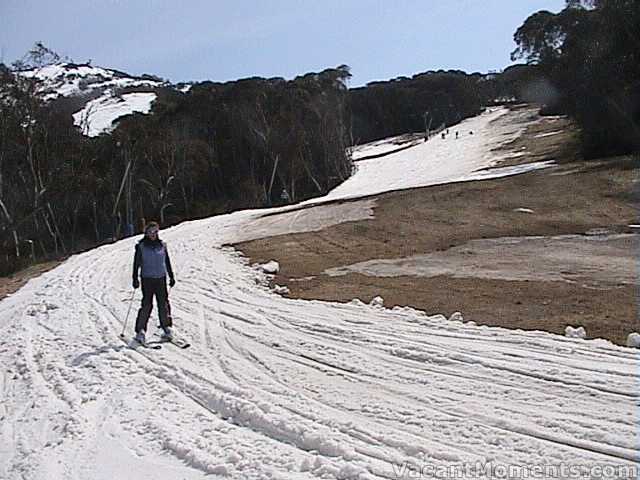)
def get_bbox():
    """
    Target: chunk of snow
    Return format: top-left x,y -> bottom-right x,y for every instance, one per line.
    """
514,208 -> 534,213
449,311 -> 464,322
259,260 -> 280,274
565,326 -> 586,339
585,228 -> 610,236
626,332 -> 640,348
272,284 -> 289,295
369,296 -> 384,307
